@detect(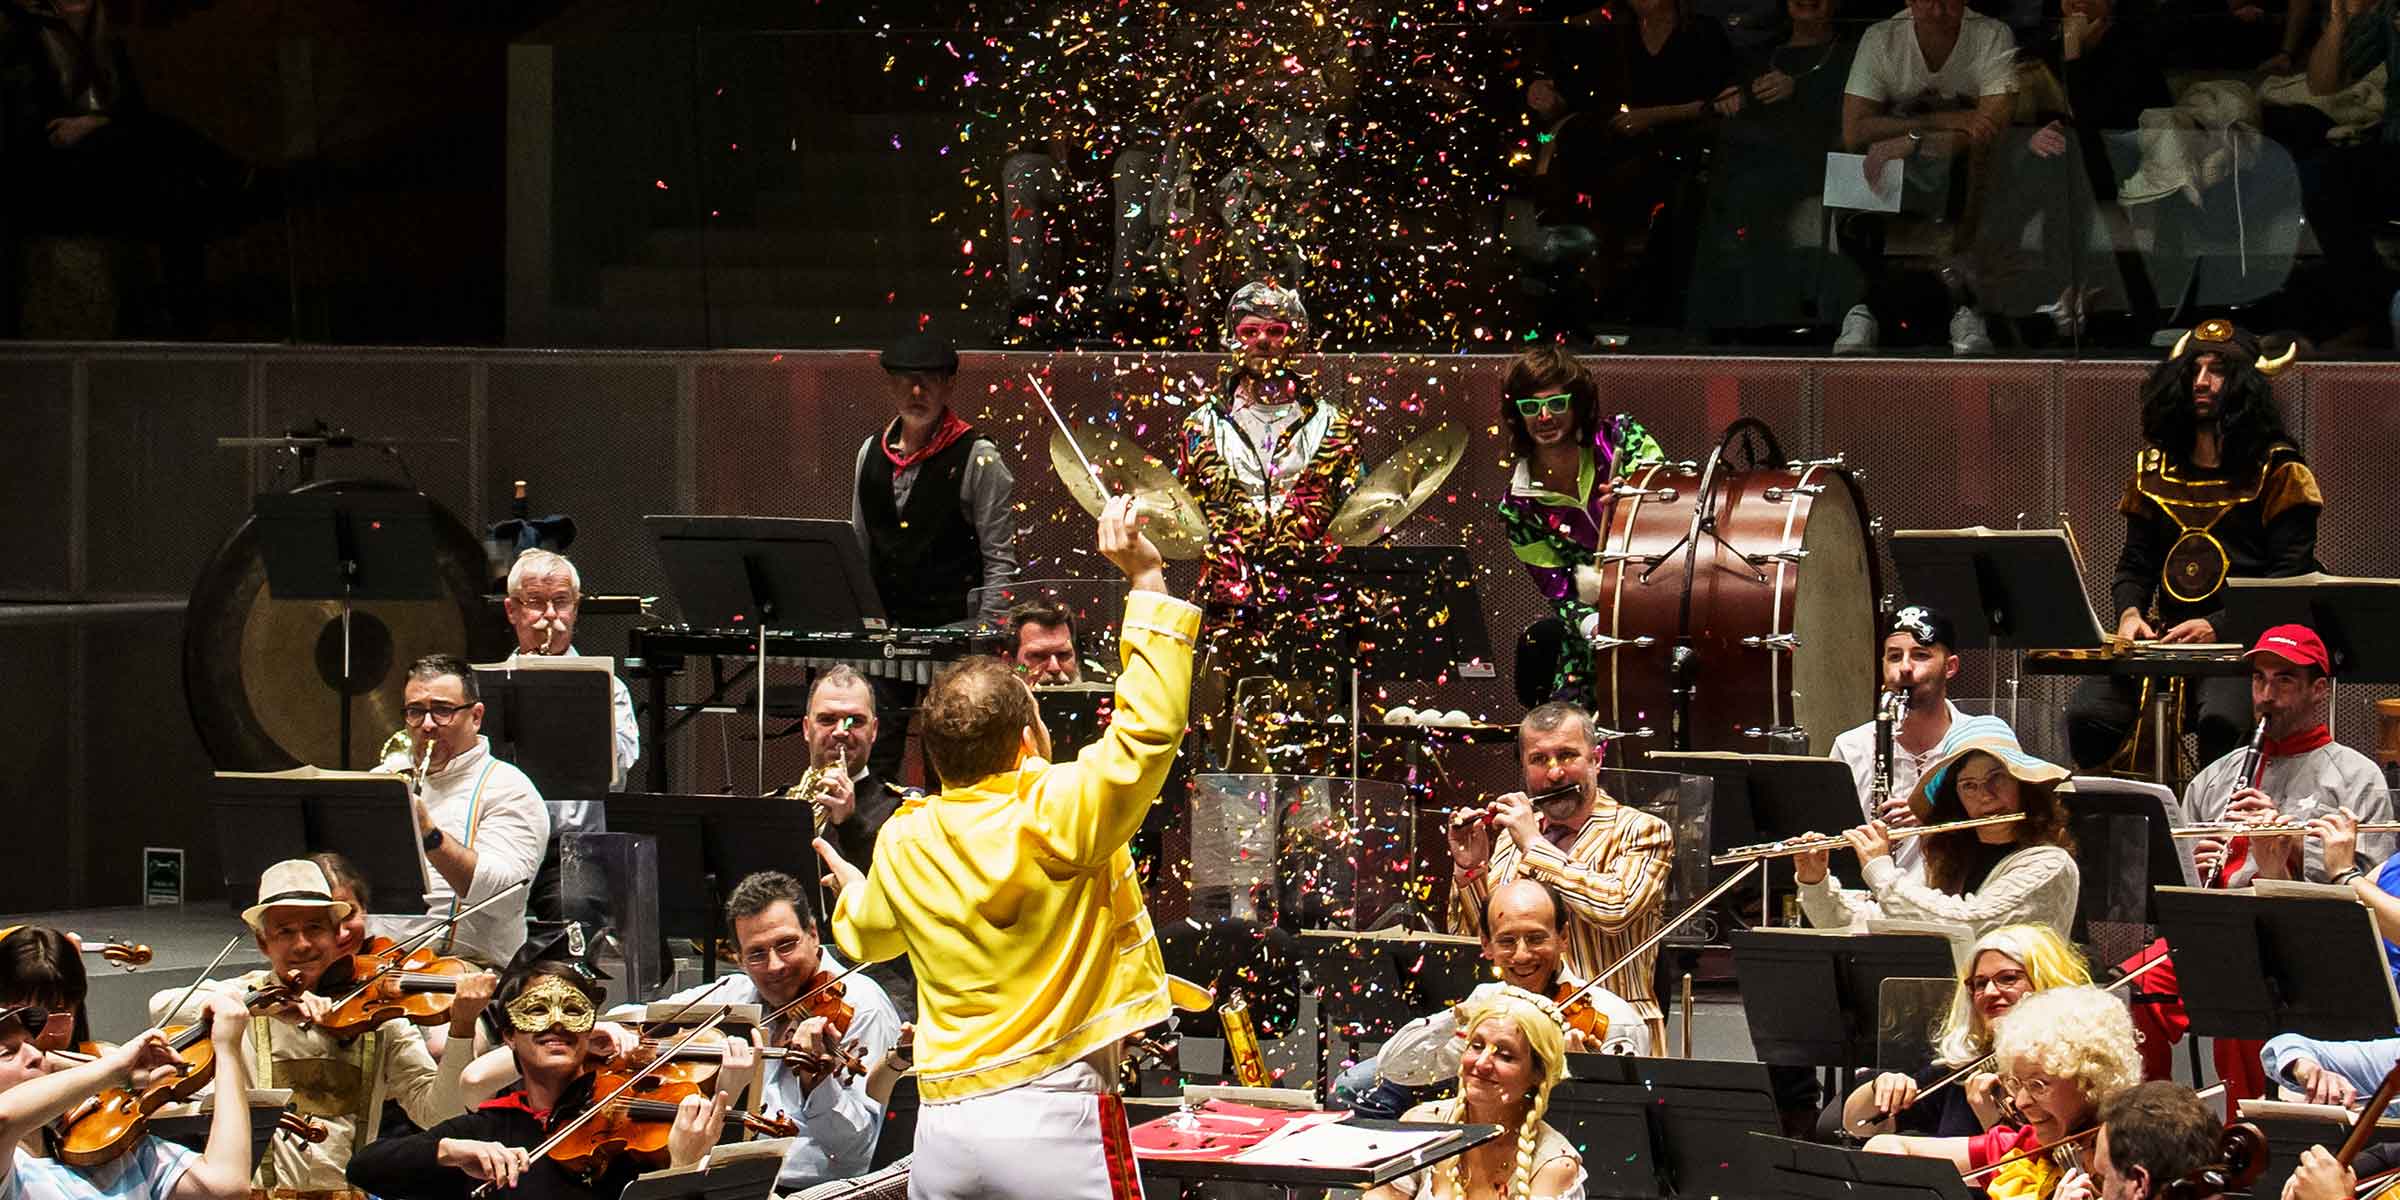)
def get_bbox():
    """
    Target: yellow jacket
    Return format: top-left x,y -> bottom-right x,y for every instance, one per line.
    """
831,588 -> 1200,1102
